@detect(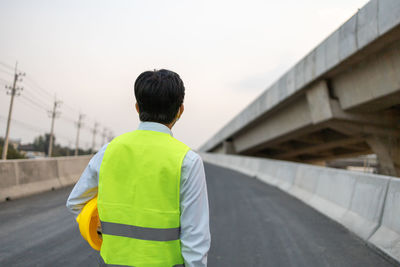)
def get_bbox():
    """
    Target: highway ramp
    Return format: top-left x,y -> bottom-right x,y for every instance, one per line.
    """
0,163 -> 395,266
